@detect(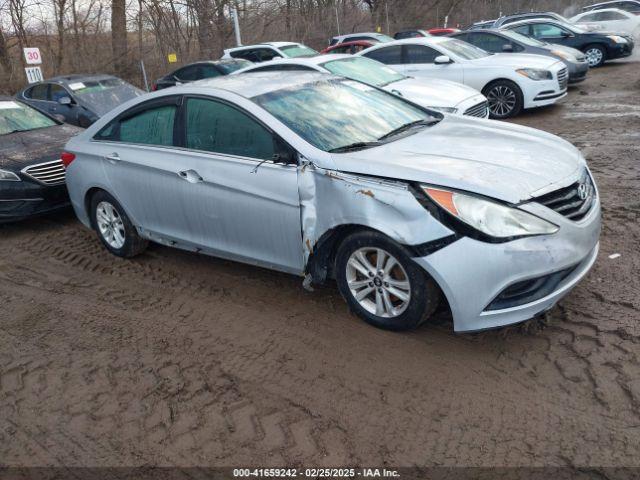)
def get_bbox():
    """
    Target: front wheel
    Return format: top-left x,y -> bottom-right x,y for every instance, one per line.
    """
335,231 -> 440,331
583,44 -> 606,67
483,80 -> 524,119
